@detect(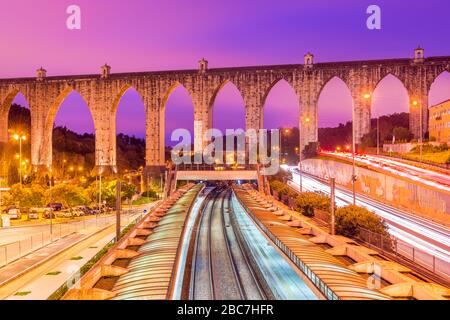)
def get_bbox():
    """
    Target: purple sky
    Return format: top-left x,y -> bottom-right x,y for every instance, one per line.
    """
2,0 -> 450,142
